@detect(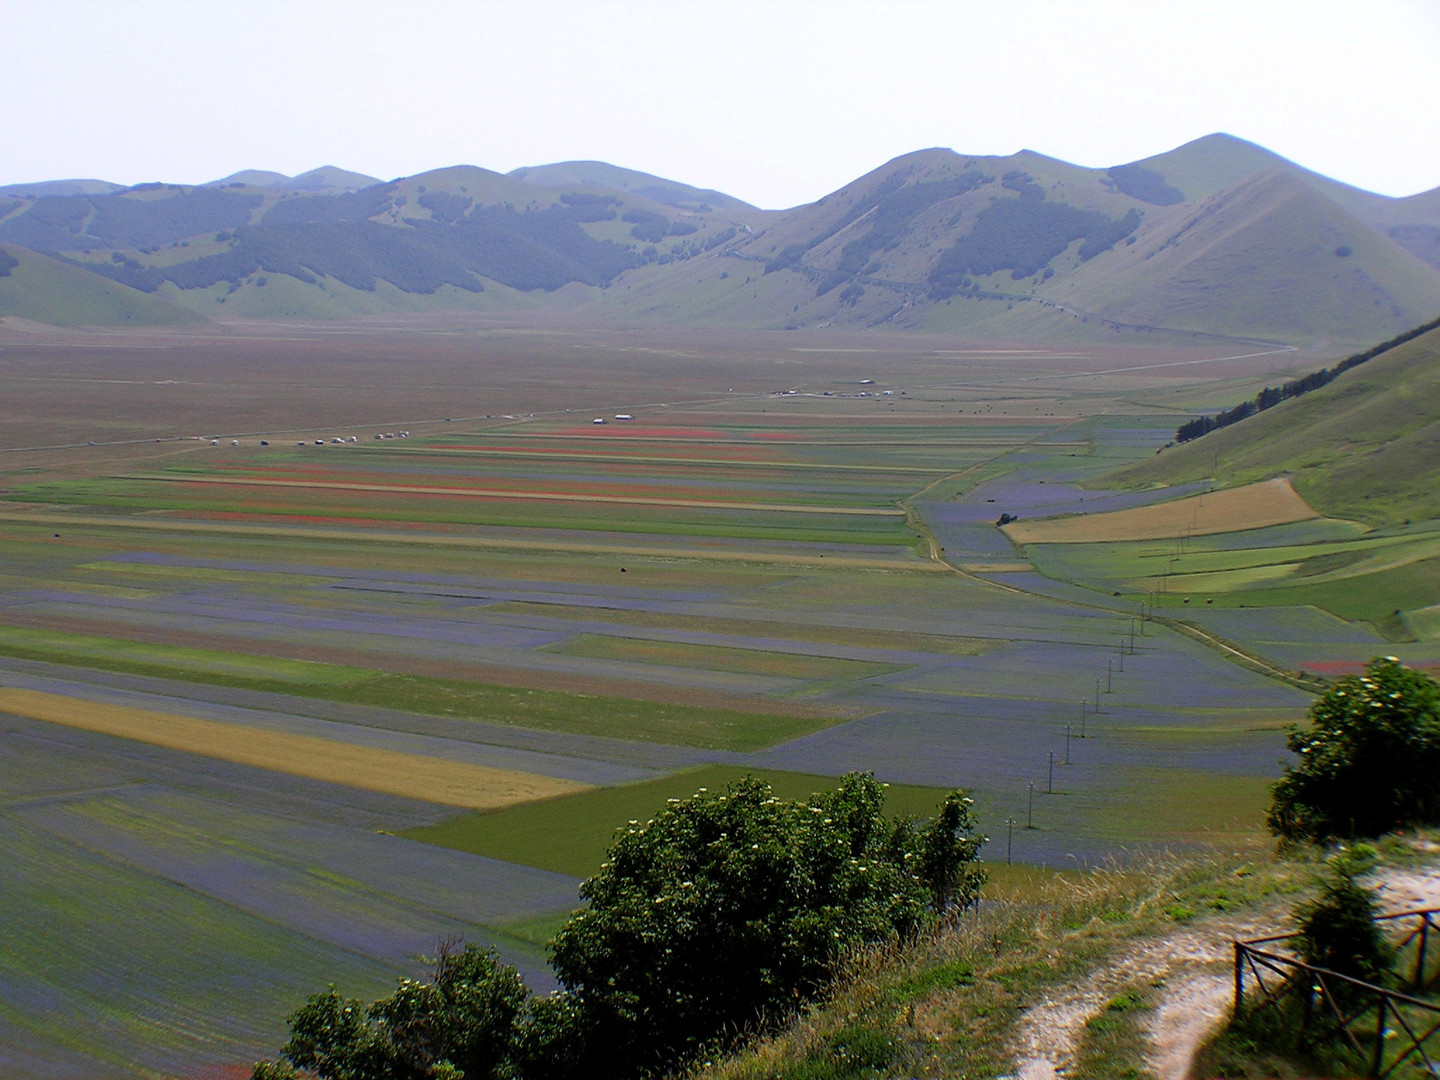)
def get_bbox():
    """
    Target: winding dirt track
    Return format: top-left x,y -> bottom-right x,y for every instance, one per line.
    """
1012,862 -> 1440,1080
